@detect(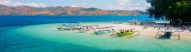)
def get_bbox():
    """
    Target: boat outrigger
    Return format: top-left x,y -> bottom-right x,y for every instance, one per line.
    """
78,25 -> 99,33
116,28 -> 139,37
156,28 -> 180,40
56,21 -> 82,30
93,26 -> 114,35
93,29 -> 112,35
78,26 -> 90,33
